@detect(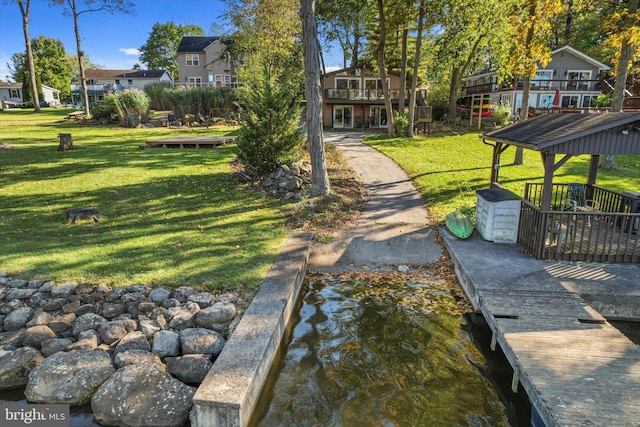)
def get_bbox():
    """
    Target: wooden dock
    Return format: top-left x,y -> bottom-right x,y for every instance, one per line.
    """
145,135 -> 236,148
441,231 -> 640,427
